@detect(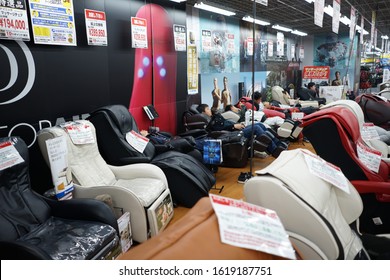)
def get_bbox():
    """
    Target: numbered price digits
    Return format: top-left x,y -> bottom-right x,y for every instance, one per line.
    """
89,28 -> 105,37
0,18 -> 26,30
212,266 -> 271,276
